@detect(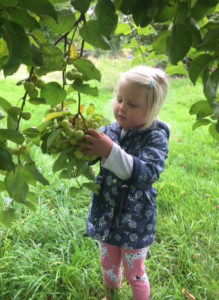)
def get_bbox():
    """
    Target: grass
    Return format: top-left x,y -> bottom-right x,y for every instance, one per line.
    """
0,57 -> 219,300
